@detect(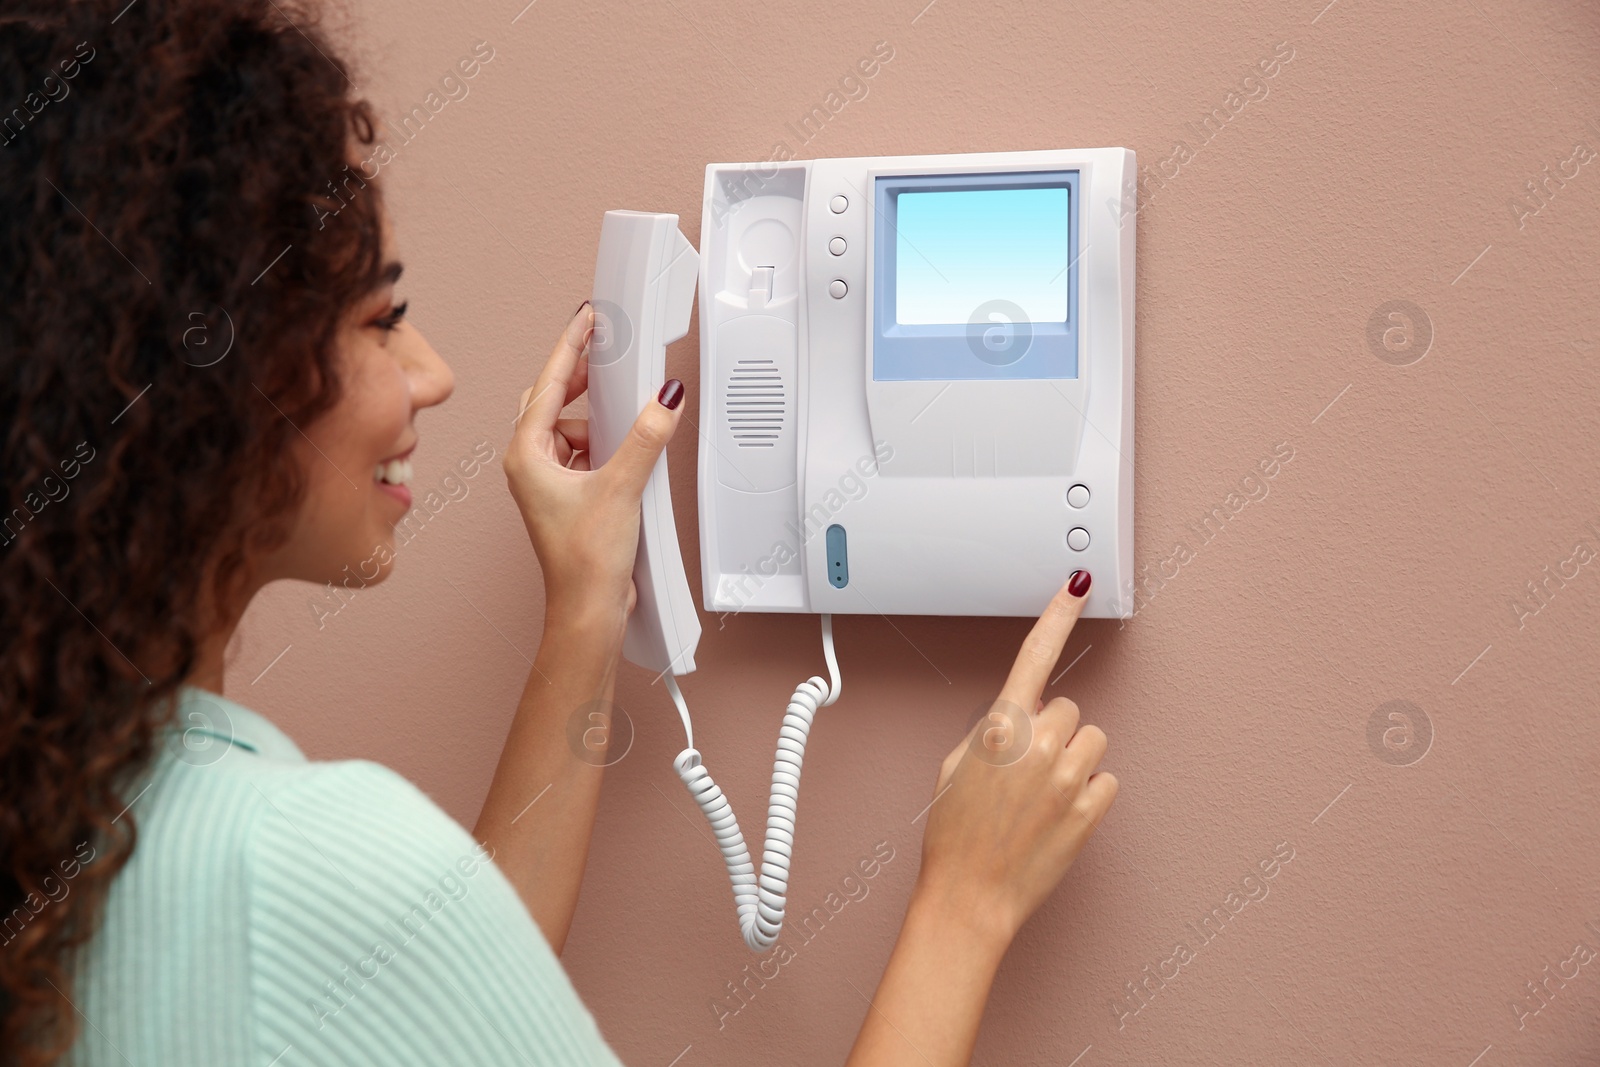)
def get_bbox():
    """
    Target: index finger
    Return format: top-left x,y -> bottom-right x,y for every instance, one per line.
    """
998,570 -> 1092,712
517,302 -> 593,432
